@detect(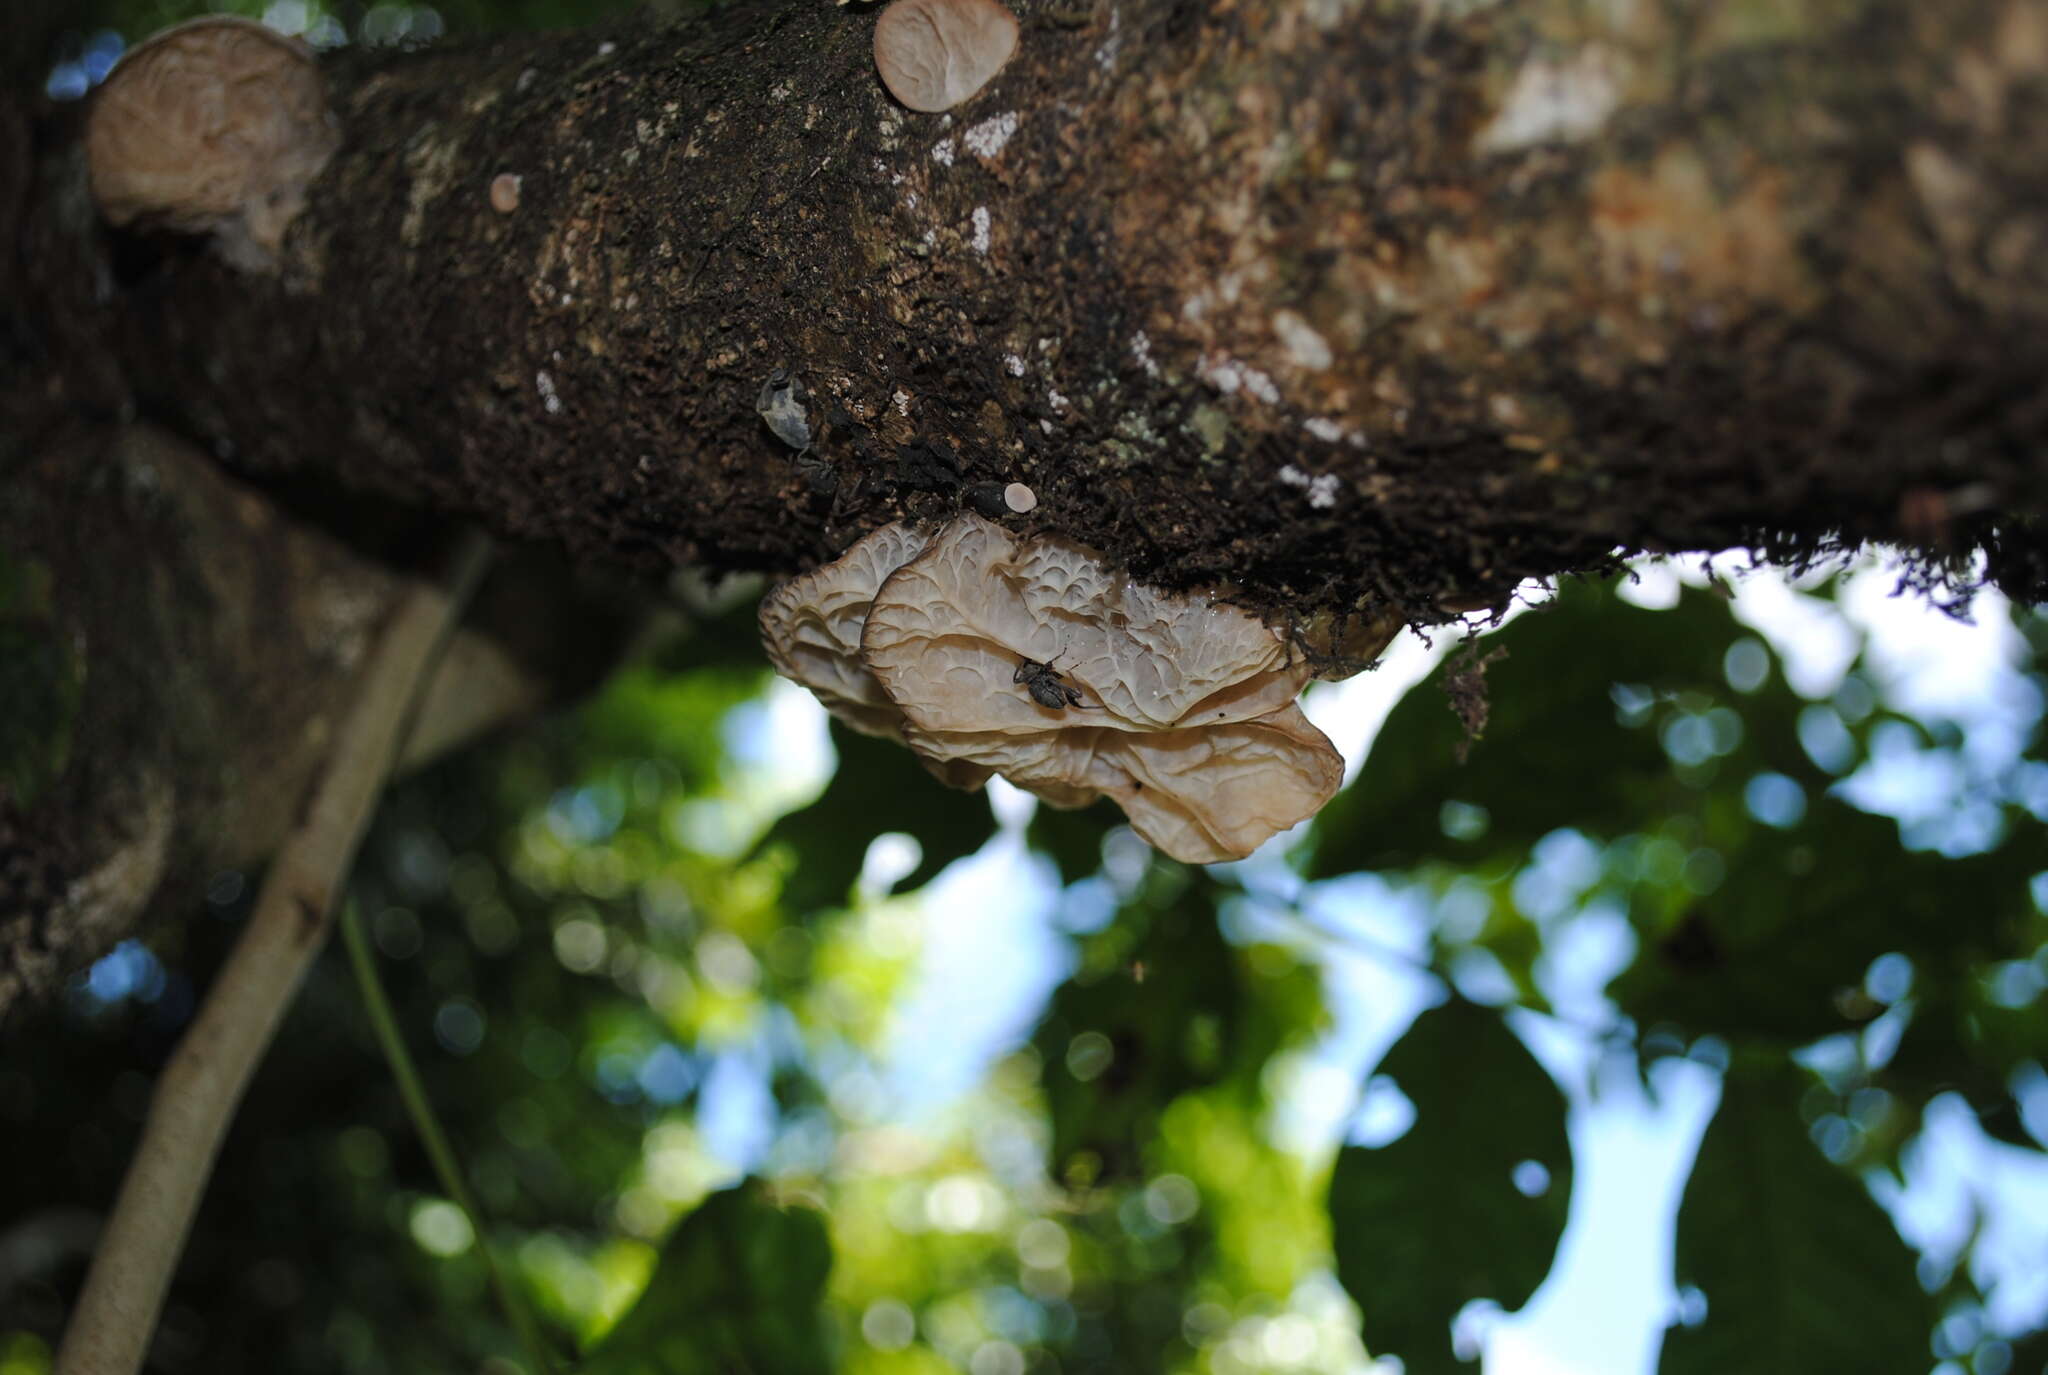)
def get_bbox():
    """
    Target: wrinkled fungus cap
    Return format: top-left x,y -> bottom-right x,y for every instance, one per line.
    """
862,515 -> 1310,733
873,0 -> 1020,113
85,16 -> 340,273
758,524 -> 993,789
860,515 -> 1343,862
